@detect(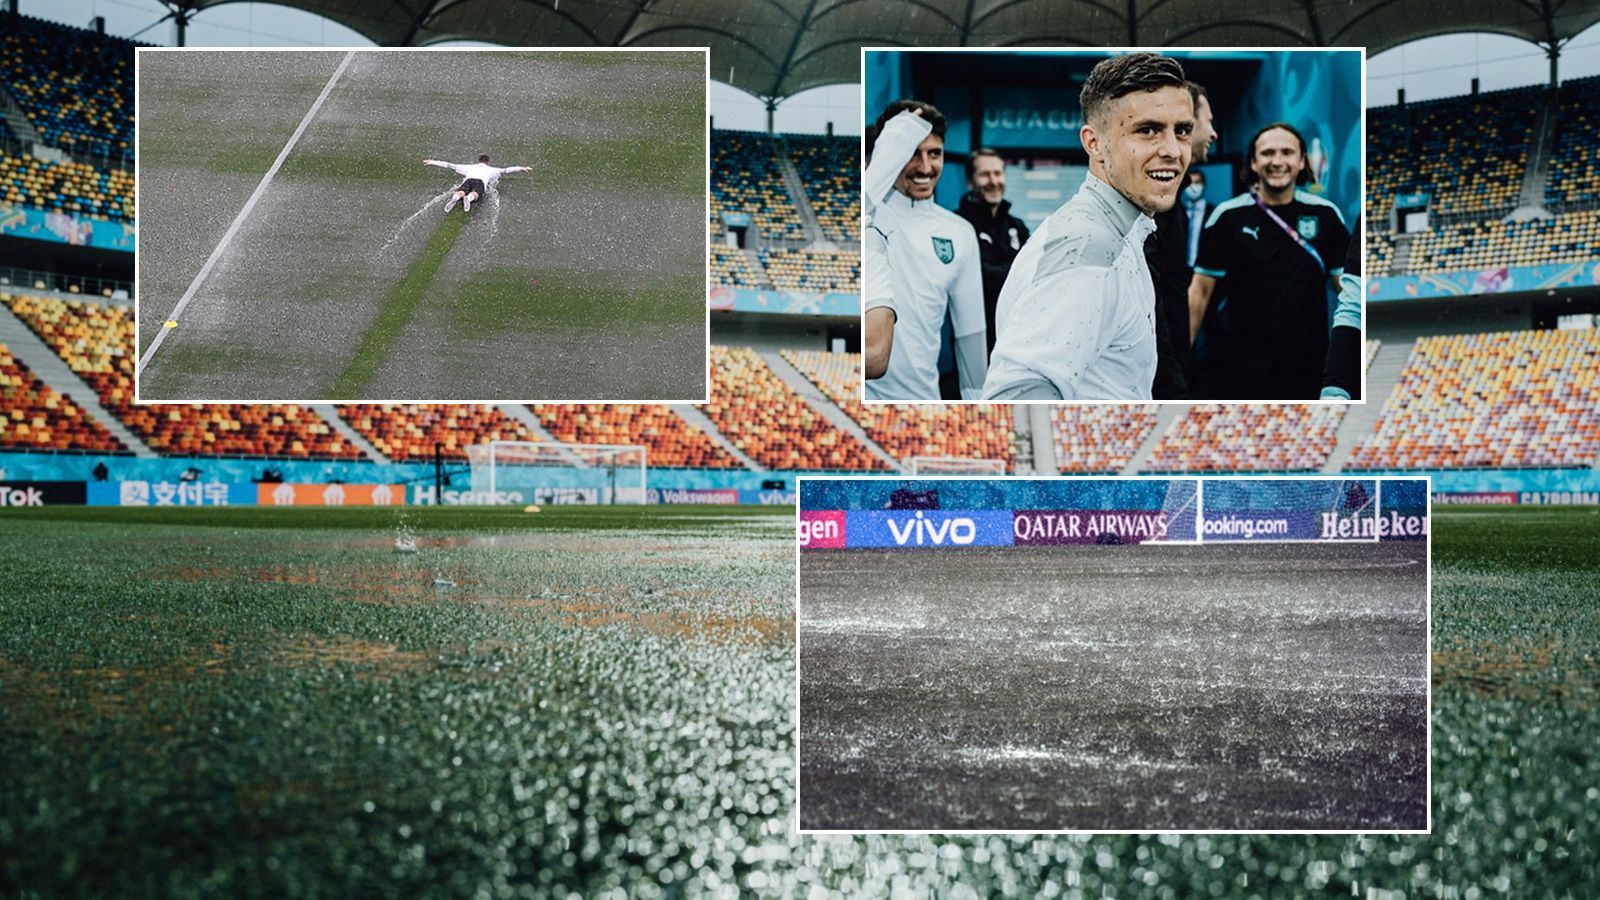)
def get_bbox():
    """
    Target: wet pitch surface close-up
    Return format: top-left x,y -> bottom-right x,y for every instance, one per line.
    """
800,542 -> 1430,831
